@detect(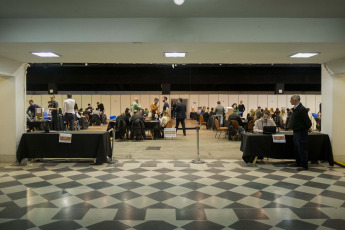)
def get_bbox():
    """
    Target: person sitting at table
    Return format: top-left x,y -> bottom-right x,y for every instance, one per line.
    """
97,102 -> 105,114
209,107 -> 215,116
247,109 -> 255,123
254,111 -> 276,133
144,108 -> 149,116
160,110 -> 170,128
26,100 -> 41,119
228,109 -> 245,135
203,110 -> 210,123
130,110 -> 145,140
86,104 -> 93,112
150,98 -> 159,119
75,109 -> 81,131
